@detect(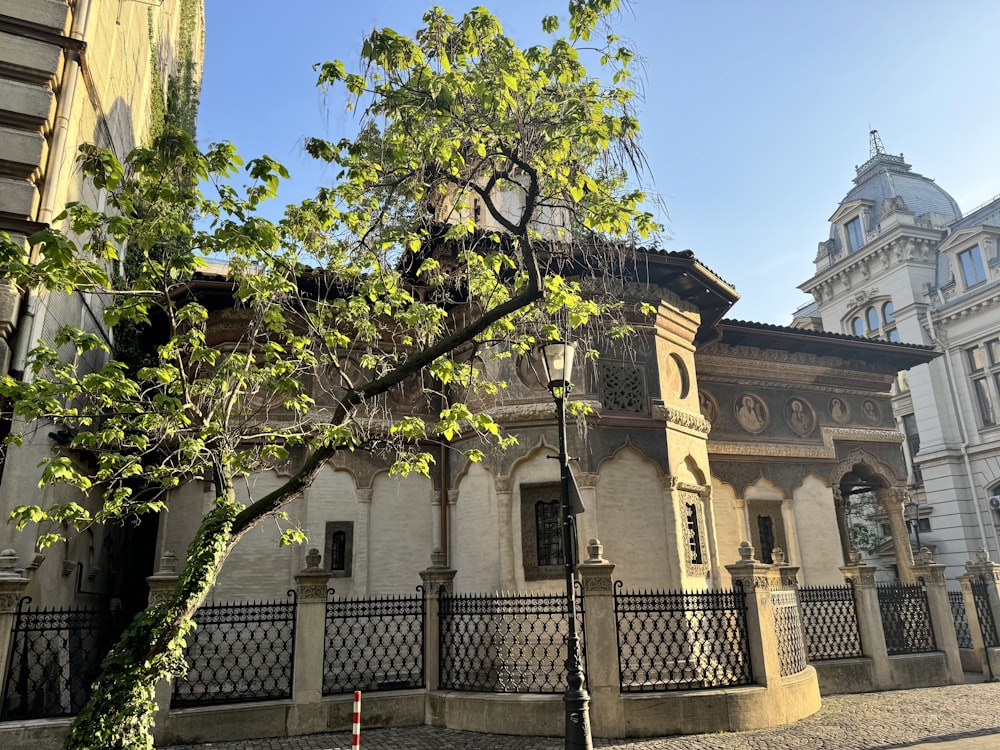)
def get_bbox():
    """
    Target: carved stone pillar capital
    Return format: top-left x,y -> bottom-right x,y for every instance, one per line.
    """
295,548 -> 333,602
419,565 -> 457,597
578,538 -> 616,595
